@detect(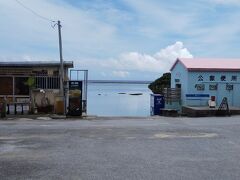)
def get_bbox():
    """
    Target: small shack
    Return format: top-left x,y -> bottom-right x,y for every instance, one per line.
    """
0,61 -> 73,114
170,58 -> 240,108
